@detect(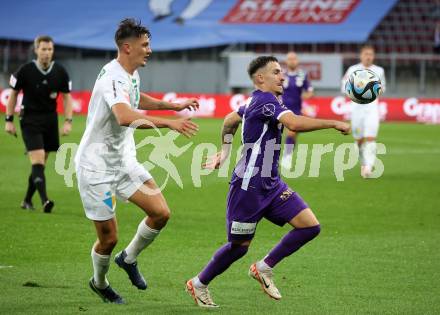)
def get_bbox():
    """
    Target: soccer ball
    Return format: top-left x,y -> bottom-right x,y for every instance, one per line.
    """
345,69 -> 382,104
